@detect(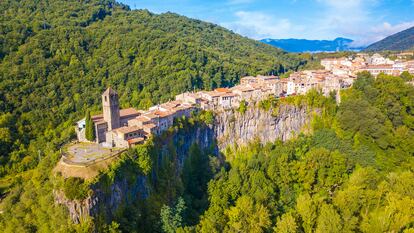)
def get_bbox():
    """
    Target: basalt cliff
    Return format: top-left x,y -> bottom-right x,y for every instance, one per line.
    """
55,104 -> 317,223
